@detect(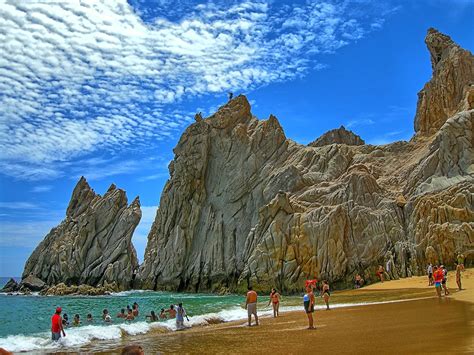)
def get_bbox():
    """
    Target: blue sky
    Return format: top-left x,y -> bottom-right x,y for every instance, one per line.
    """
0,0 -> 473,277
